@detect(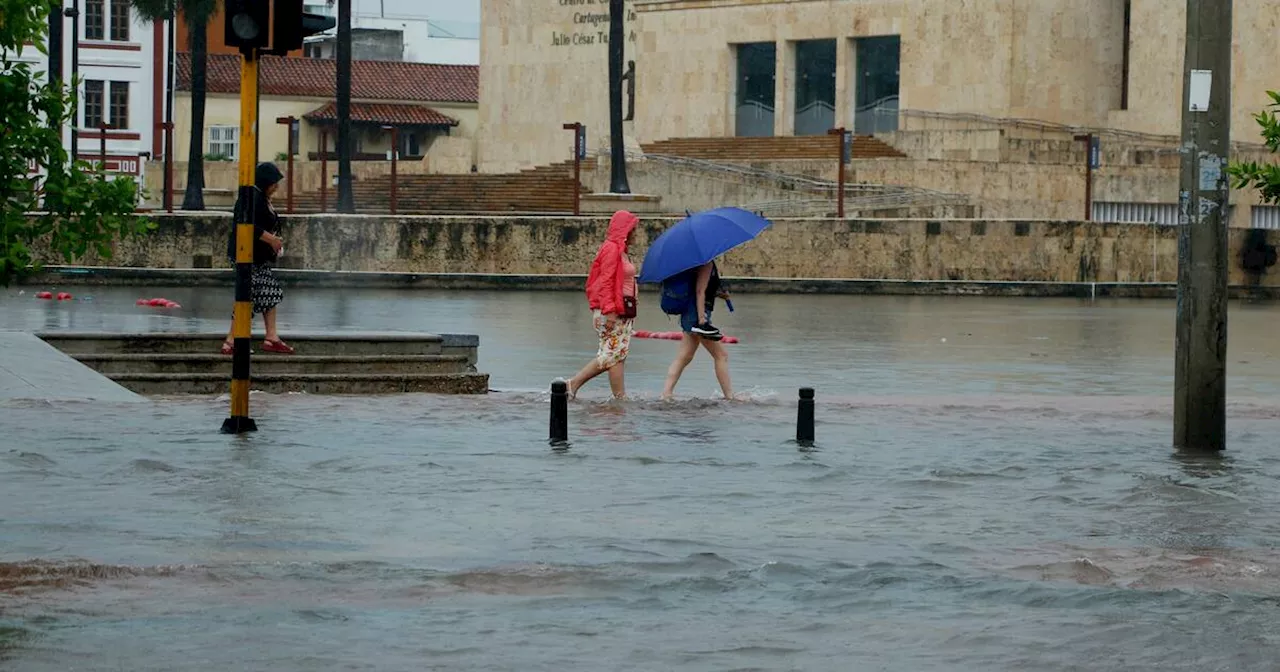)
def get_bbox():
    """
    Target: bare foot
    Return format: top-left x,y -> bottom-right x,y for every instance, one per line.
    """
566,379 -> 580,400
